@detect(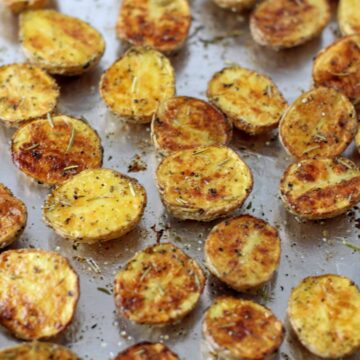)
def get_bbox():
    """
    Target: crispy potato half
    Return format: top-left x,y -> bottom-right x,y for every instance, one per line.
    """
279,87 -> 357,160
19,9 -> 105,76
117,0 -> 191,53
0,183 -> 27,249
338,0 -> 360,36
114,243 -> 205,325
203,297 -> 284,360
213,0 -> 256,12
11,115 -> 103,186
250,0 -> 330,49
115,342 -> 179,360
43,168 -> 146,243
205,215 -> 281,292
356,127 -> 360,153
288,275 -> 360,358
0,249 -> 79,340
151,96 -> 232,156
100,47 -> 175,124
156,145 -> 253,221
3,0 -> 46,14
313,35 -> 360,104
207,66 -> 287,135
0,342 -> 79,360
280,157 -> 360,220
0,64 -> 59,127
